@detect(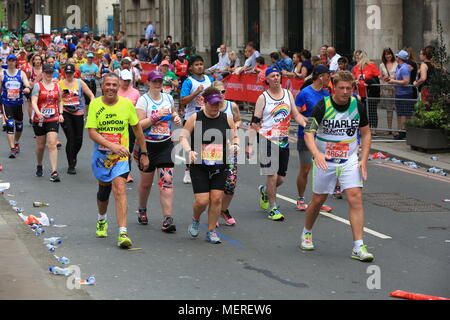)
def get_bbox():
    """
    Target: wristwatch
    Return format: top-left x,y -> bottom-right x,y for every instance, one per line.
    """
138,151 -> 149,157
